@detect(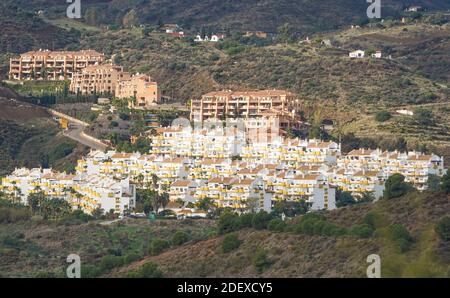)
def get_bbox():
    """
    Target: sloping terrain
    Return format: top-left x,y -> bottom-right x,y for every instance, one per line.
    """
109,191 -> 450,278
24,0 -> 450,32
0,2 -> 78,54
0,190 -> 448,278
